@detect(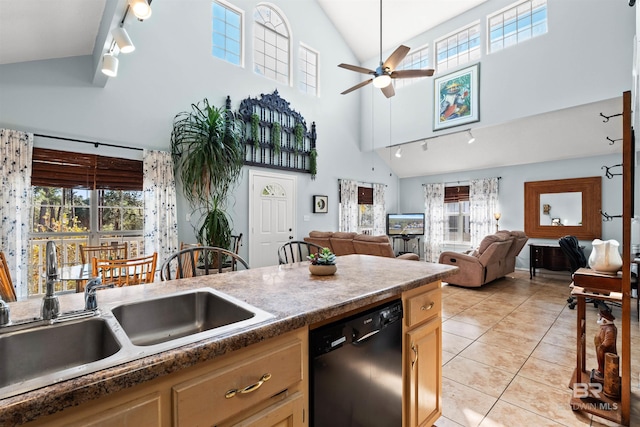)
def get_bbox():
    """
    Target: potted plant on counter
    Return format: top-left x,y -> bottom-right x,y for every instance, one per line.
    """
307,247 -> 337,276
